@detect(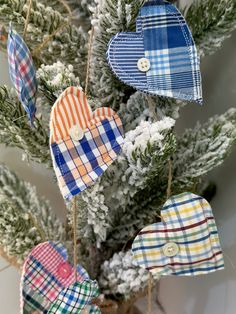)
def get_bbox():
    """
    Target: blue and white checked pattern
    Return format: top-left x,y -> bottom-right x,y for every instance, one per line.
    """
7,24 -> 37,124
107,0 -> 202,104
51,117 -> 124,200
48,280 -> 100,313
88,305 -> 102,313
